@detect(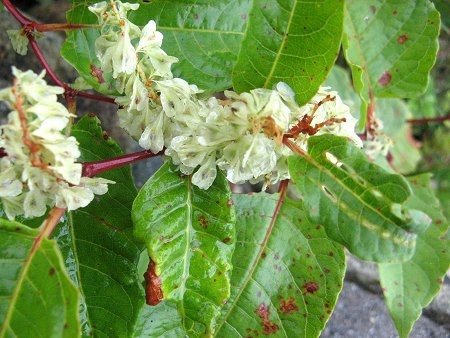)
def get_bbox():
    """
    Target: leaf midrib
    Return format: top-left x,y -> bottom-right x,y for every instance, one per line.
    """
214,194 -> 283,335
